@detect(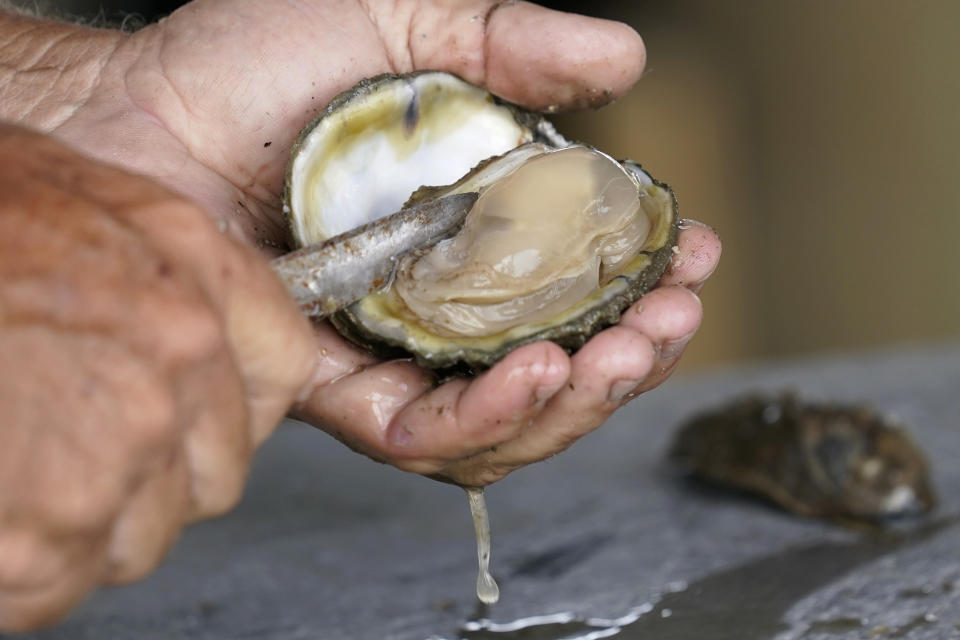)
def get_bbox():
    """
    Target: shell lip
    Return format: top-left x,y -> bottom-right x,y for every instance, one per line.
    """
332,173 -> 680,376
283,71 -> 680,374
